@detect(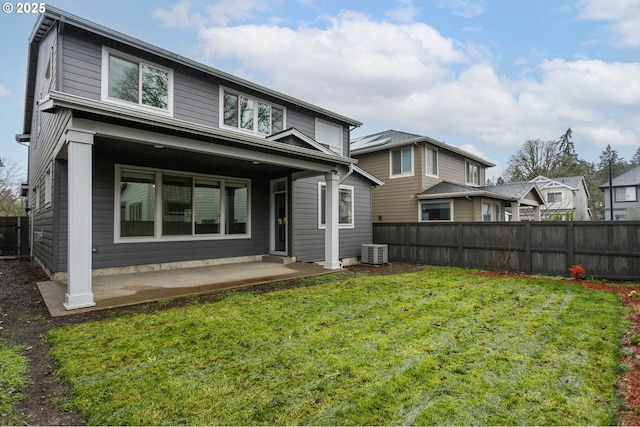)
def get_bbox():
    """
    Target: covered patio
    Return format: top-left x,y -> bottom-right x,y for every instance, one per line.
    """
37,260 -> 332,317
